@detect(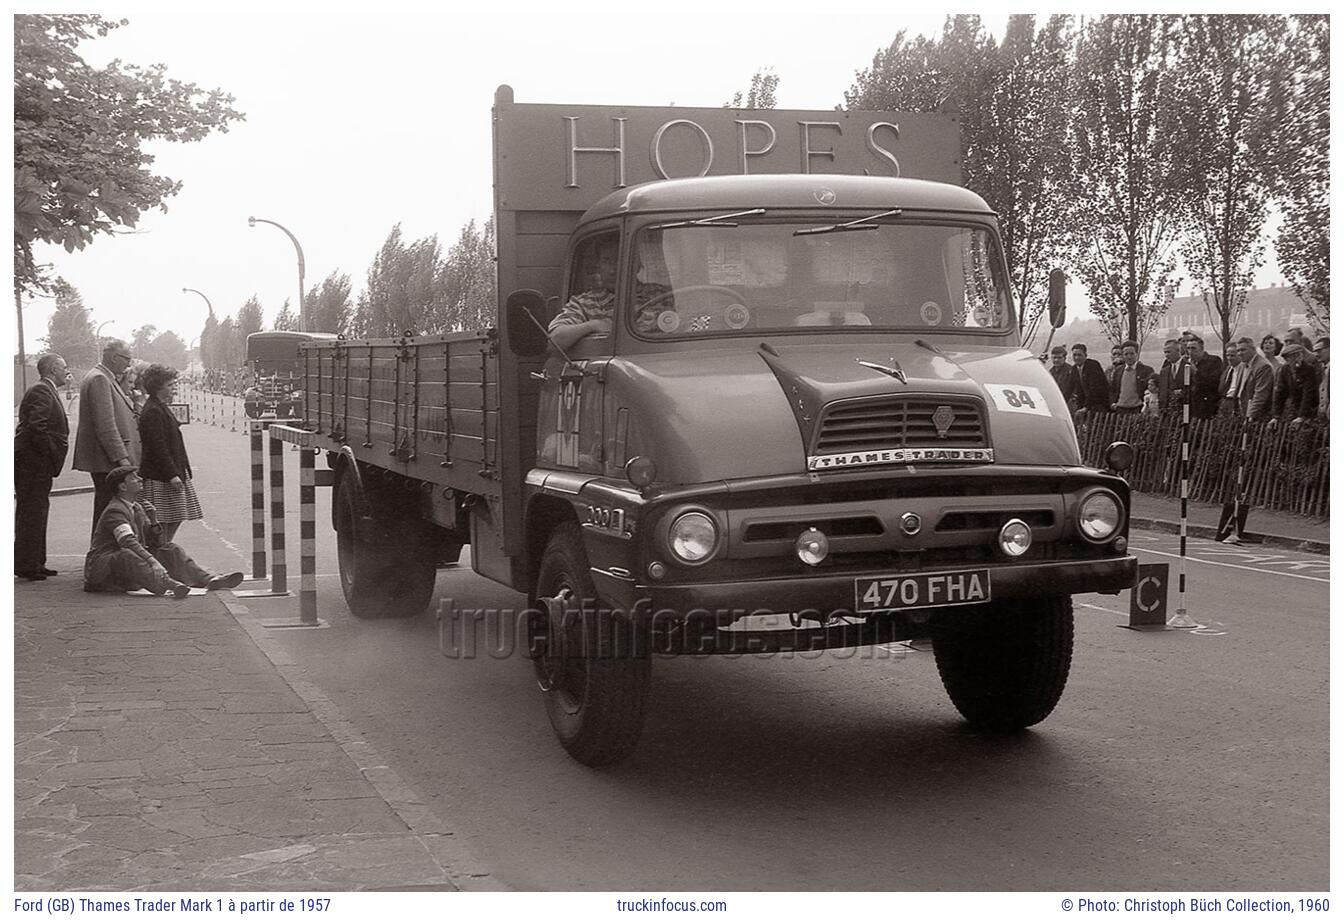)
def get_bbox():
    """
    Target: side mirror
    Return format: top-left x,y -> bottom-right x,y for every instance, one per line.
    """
505,289 -> 551,357
1048,269 -> 1067,329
